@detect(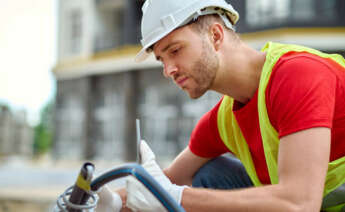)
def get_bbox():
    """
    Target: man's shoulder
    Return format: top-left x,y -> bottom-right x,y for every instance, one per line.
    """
271,52 -> 339,80
278,51 -> 331,65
